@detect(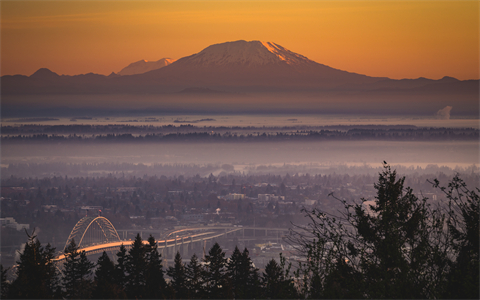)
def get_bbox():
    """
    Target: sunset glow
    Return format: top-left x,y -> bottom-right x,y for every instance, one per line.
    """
1,0 -> 478,80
